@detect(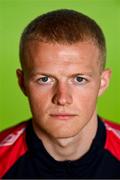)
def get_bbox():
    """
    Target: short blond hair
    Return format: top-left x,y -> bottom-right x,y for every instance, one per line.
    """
19,9 -> 106,70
